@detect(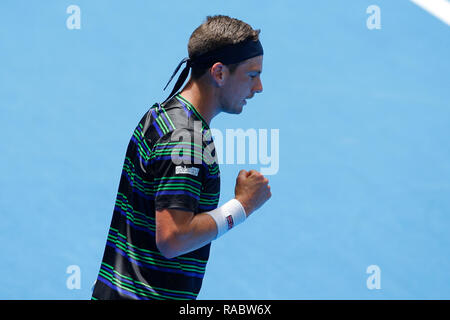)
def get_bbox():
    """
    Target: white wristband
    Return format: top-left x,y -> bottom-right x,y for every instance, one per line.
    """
207,199 -> 247,239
